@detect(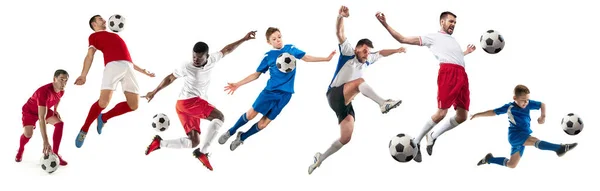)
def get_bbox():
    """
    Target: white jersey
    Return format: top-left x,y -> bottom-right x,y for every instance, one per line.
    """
419,31 -> 466,67
172,51 -> 224,100
328,39 -> 383,89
